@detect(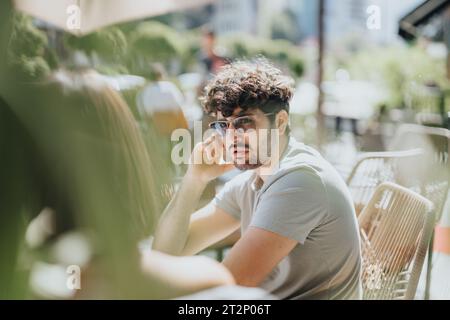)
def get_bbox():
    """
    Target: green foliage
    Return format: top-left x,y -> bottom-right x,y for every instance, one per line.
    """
126,21 -> 185,77
270,9 -> 301,43
219,33 -> 304,78
8,12 -> 52,79
95,64 -> 129,76
65,26 -> 128,61
9,12 -> 48,57
11,55 -> 51,79
63,20 -> 191,78
178,29 -> 202,73
63,26 -> 128,75
344,46 -> 448,110
9,12 -> 304,80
